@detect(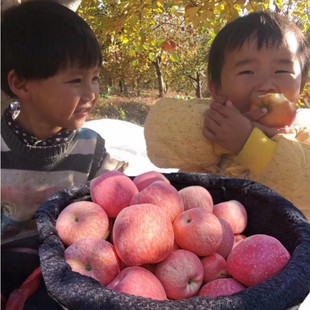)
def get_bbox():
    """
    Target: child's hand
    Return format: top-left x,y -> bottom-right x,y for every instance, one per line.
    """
244,107 -> 290,138
203,101 -> 253,154
253,122 -> 290,138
